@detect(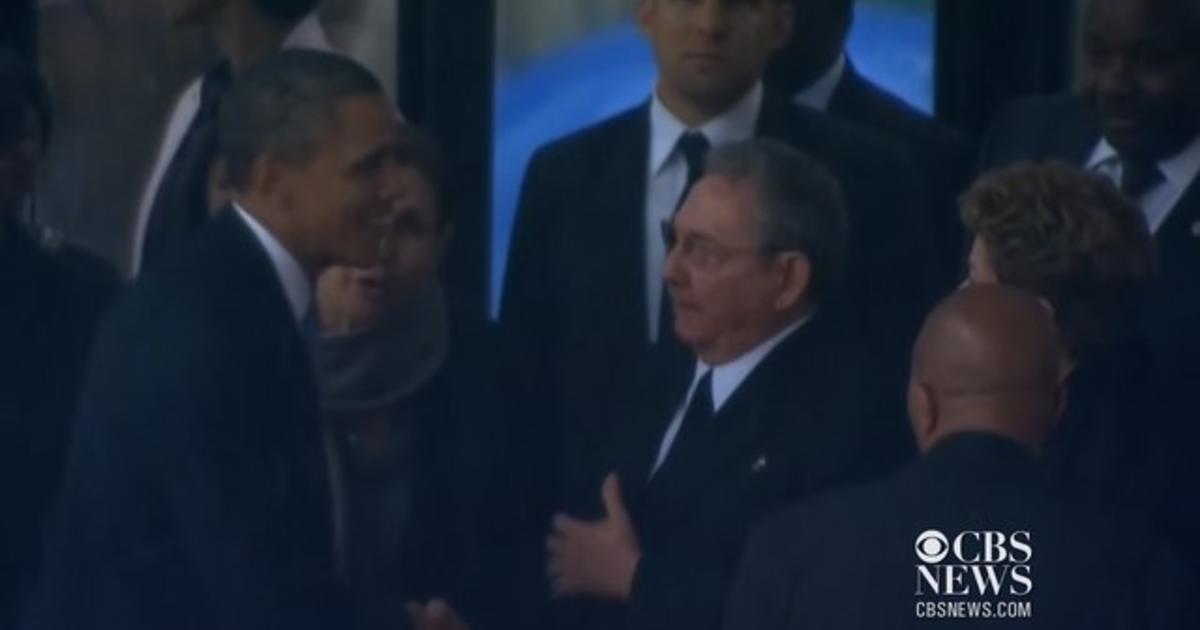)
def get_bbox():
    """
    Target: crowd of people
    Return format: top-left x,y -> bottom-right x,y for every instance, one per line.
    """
2,0 -> 1199,628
